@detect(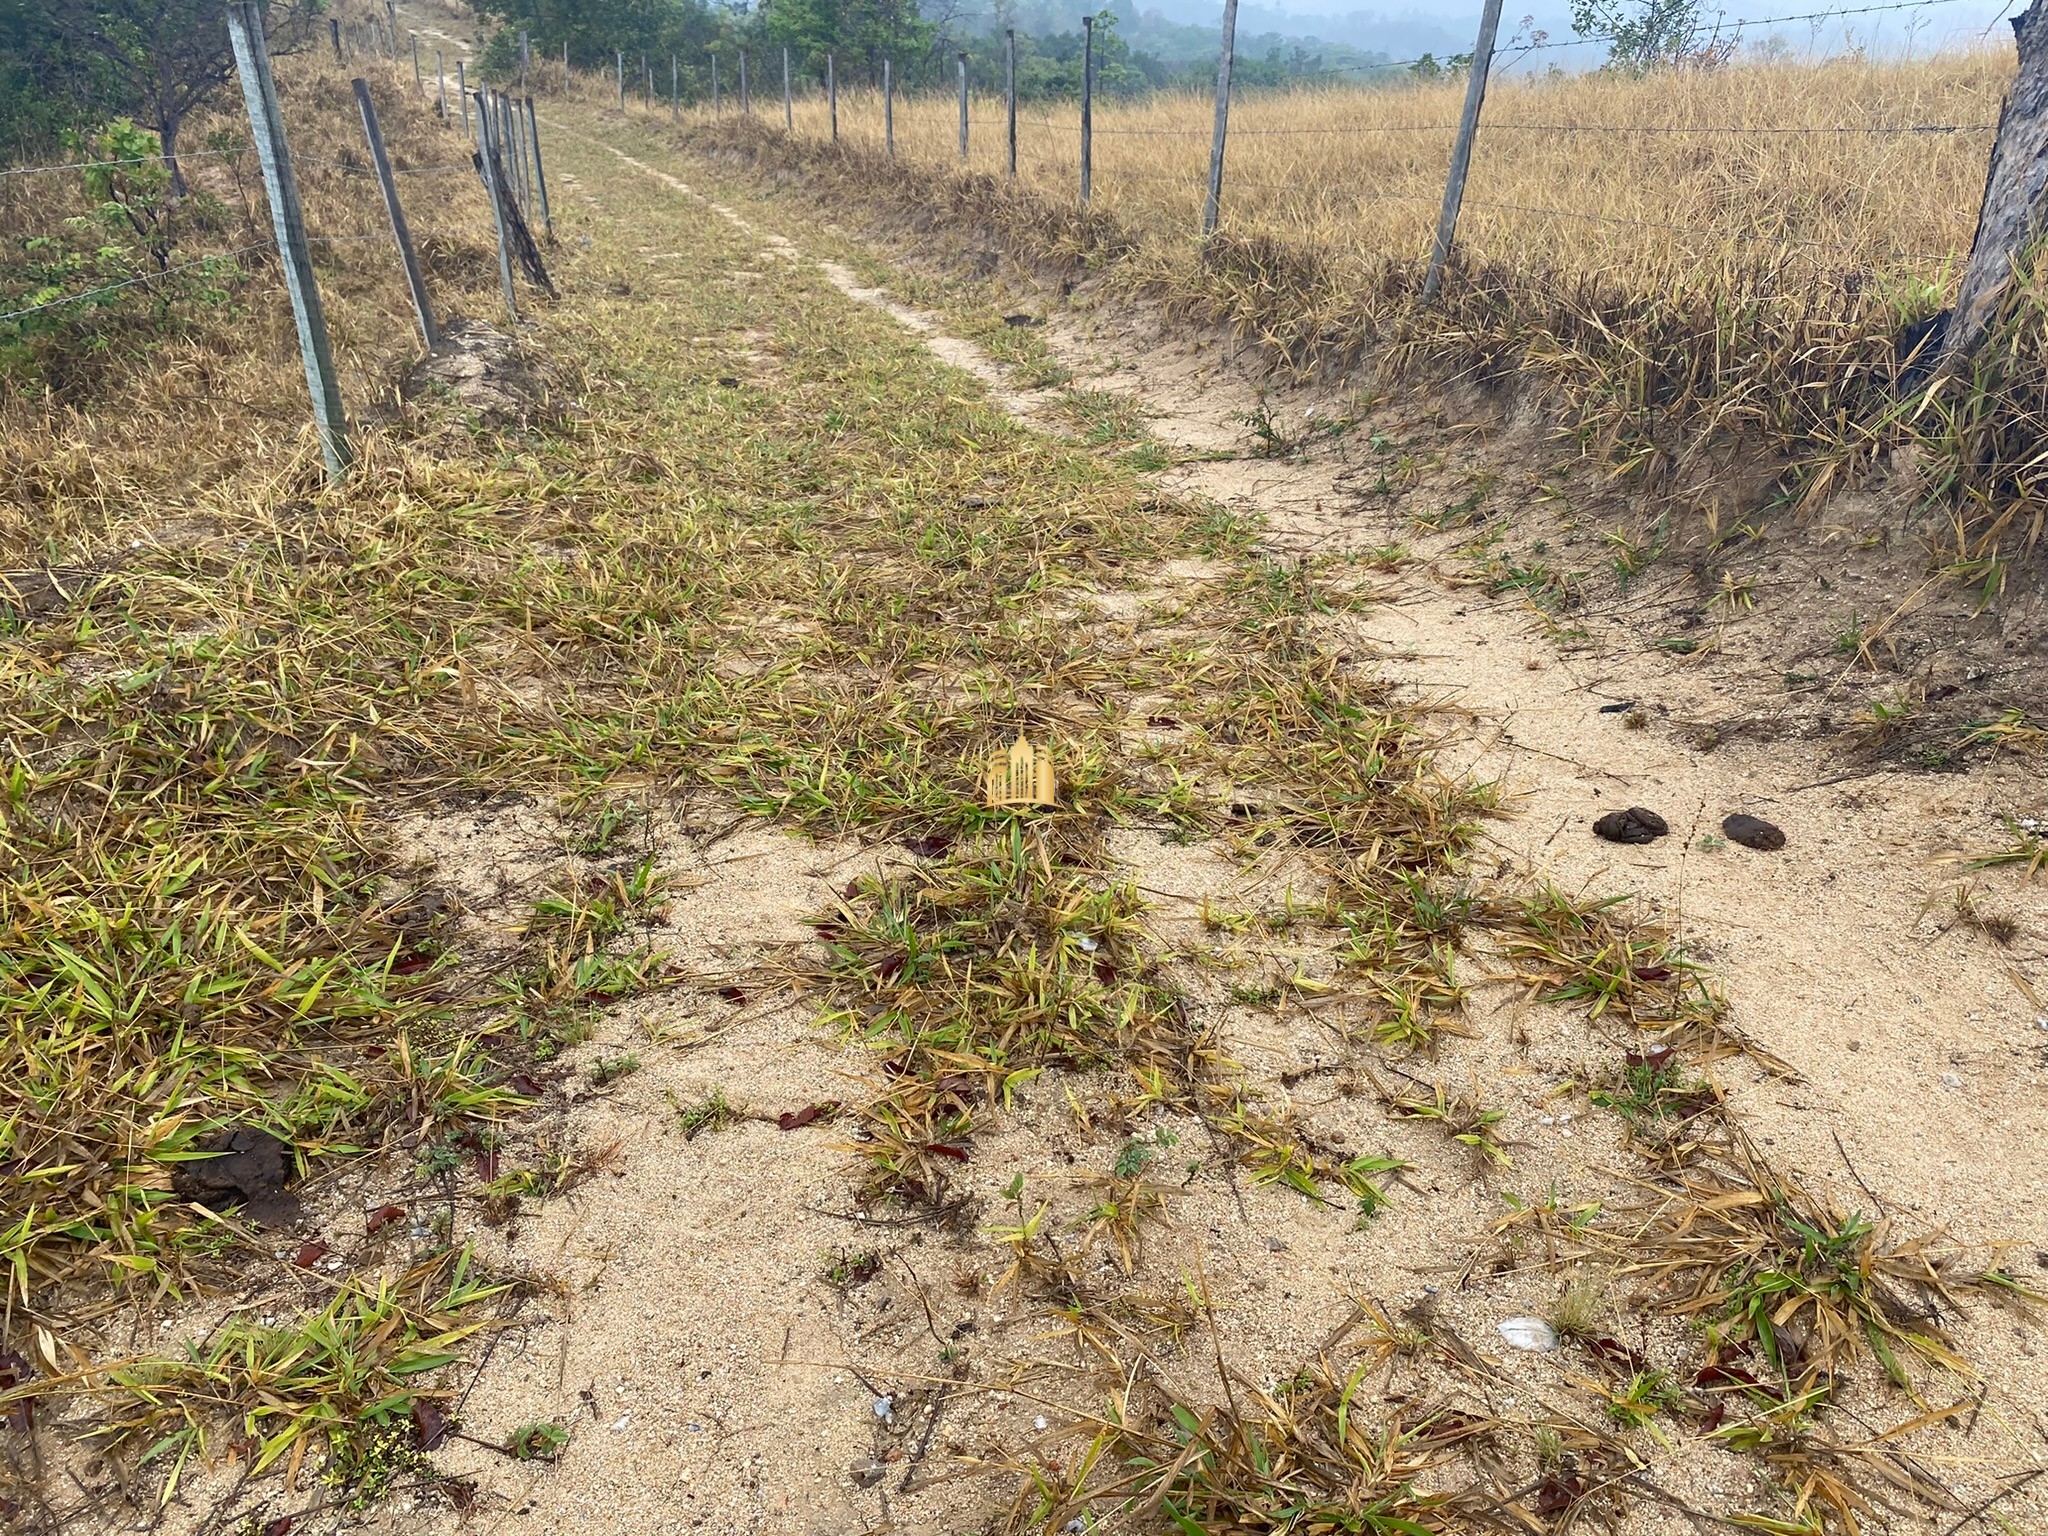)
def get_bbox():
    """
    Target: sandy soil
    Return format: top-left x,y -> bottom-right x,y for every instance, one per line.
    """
330,114 -> 2048,1536
58,43 -> 2041,1532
